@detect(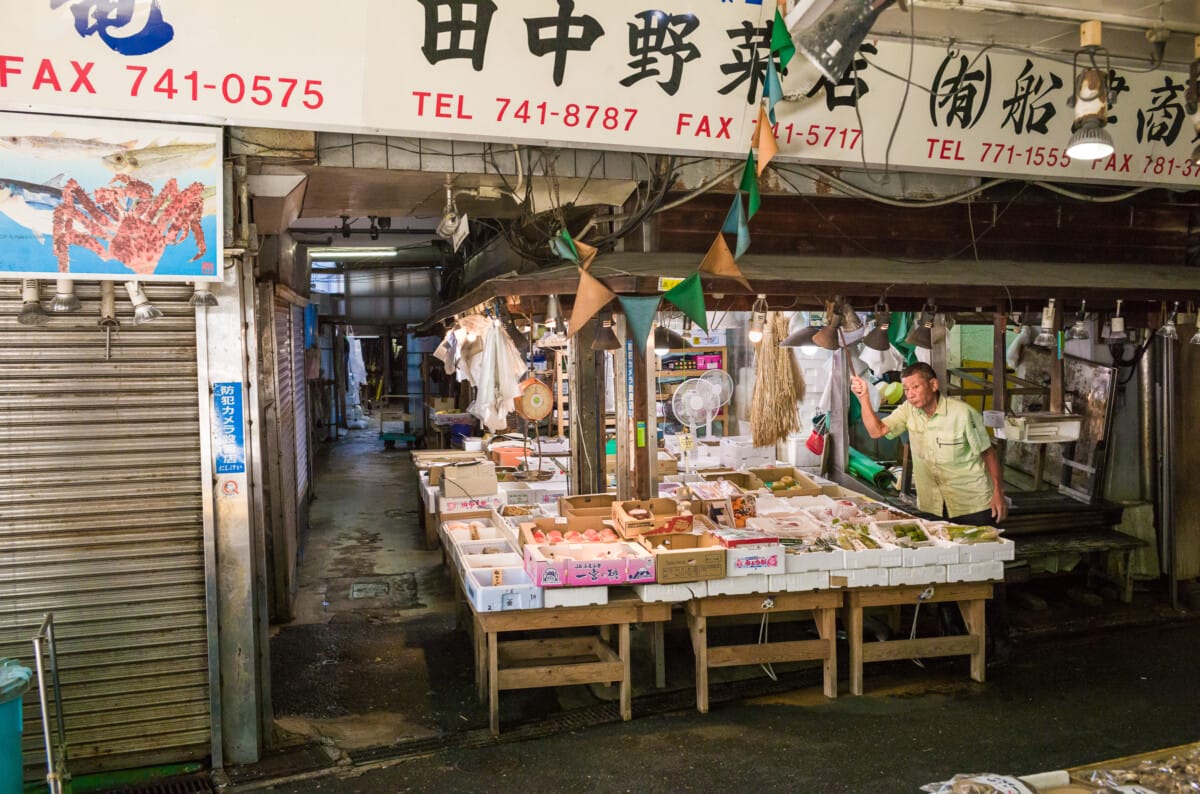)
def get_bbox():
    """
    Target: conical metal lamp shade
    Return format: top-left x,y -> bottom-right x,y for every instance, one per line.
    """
1066,119 -> 1113,161
862,325 -> 891,351
793,0 -> 897,83
905,312 -> 933,349
781,324 -> 820,348
812,315 -> 843,350
592,316 -> 621,350
653,326 -> 689,354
